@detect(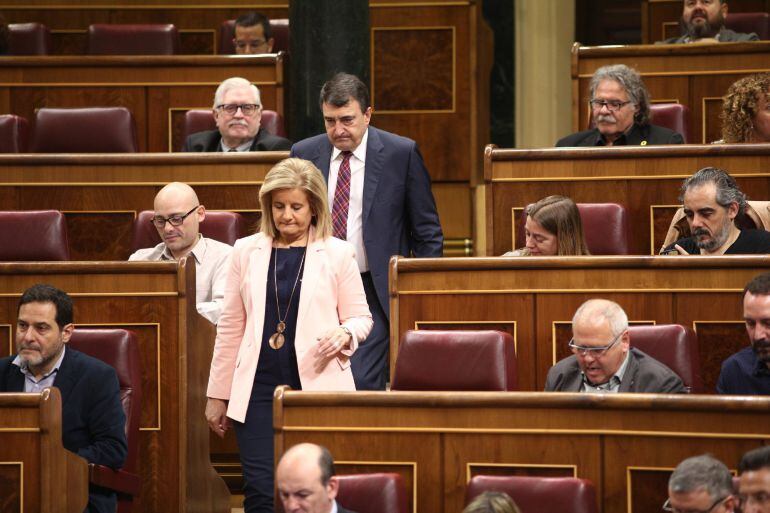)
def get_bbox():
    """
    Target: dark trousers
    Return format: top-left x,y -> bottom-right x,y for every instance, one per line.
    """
234,382 -> 275,513
351,272 -> 389,390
